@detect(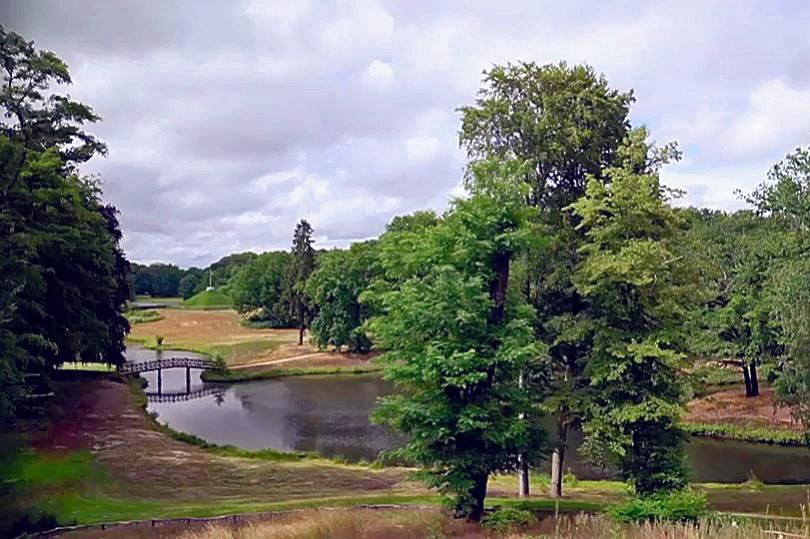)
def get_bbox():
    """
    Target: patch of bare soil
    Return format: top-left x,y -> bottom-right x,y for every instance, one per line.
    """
40,374 -> 408,503
686,386 -> 800,431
